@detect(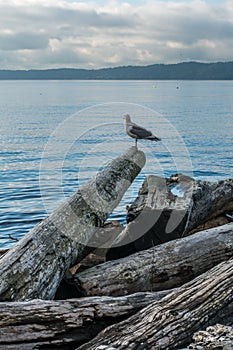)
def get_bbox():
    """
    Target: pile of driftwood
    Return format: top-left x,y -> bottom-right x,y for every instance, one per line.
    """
0,147 -> 233,350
